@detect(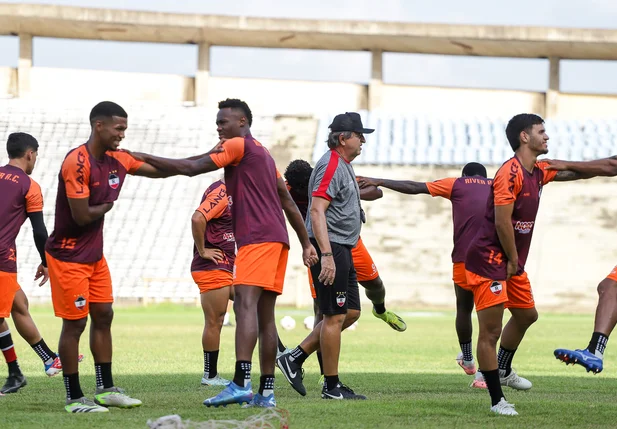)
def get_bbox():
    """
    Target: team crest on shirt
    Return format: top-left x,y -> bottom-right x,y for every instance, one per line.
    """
223,233 -> 235,242
108,172 -> 120,190
74,296 -> 87,310
336,292 -> 346,307
490,281 -> 503,296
